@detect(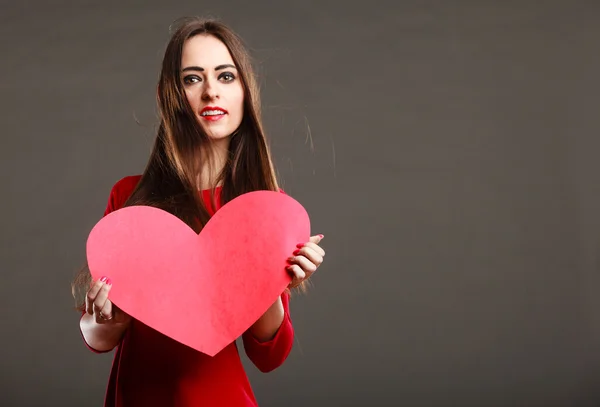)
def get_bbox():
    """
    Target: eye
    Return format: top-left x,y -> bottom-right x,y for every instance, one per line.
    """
183,75 -> 202,85
219,72 -> 236,82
